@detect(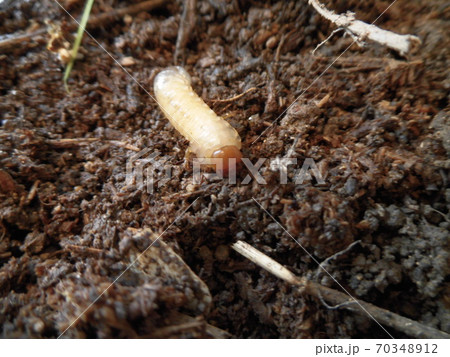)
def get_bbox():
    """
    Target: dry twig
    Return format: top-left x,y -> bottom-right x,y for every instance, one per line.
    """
309,0 -> 420,56
210,87 -> 258,103
174,0 -> 197,64
0,0 -> 166,51
232,240 -> 449,339
47,138 -> 140,151
148,311 -> 231,338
